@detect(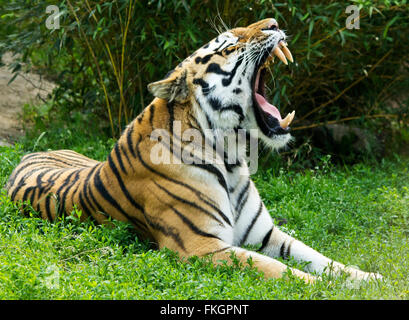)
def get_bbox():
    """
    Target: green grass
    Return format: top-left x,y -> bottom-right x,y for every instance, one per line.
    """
0,126 -> 408,299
